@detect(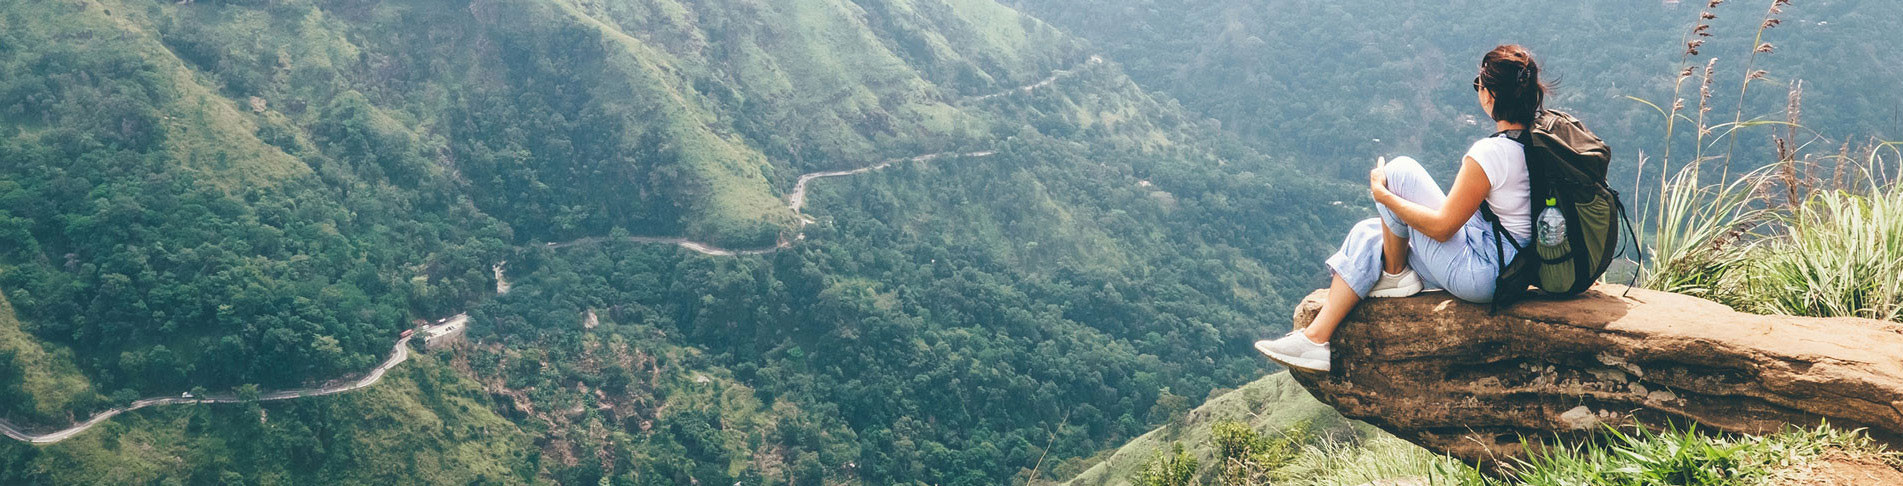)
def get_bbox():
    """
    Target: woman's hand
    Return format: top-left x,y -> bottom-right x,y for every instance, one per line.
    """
1369,157 -> 1392,203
